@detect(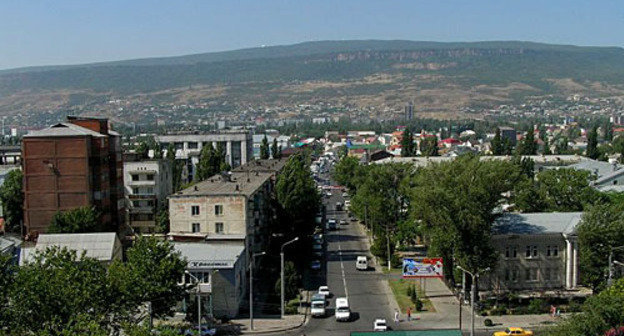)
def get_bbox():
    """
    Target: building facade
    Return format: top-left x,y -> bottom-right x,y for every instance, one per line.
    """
156,131 -> 253,181
480,212 -> 582,294
22,117 -> 124,237
123,159 -> 173,234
